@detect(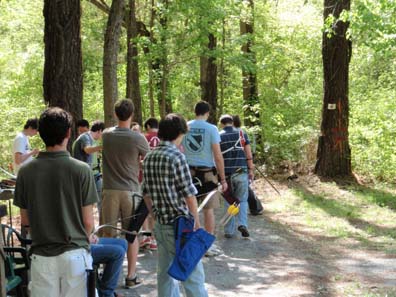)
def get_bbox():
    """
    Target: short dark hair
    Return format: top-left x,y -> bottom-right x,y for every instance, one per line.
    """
77,119 -> 90,129
232,115 -> 242,128
114,99 -> 134,121
90,120 -> 105,132
220,114 -> 233,125
194,101 -> 210,116
158,113 -> 188,141
144,117 -> 159,130
24,118 -> 39,130
39,107 -> 72,147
